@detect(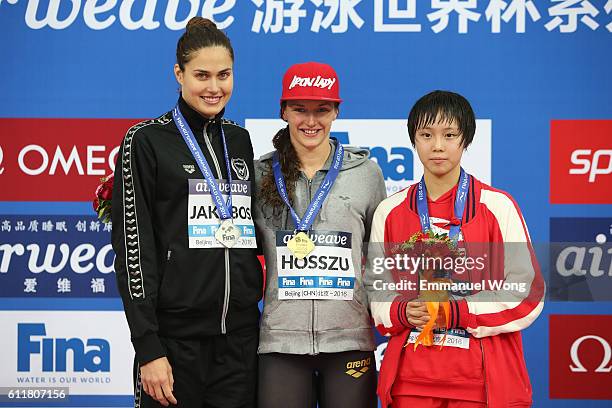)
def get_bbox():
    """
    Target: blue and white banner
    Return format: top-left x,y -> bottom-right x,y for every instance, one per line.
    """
0,311 -> 133,407
0,216 -> 115,298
